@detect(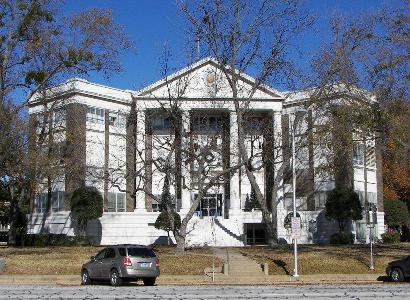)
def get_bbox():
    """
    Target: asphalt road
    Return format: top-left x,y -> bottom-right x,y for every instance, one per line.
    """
0,284 -> 409,299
